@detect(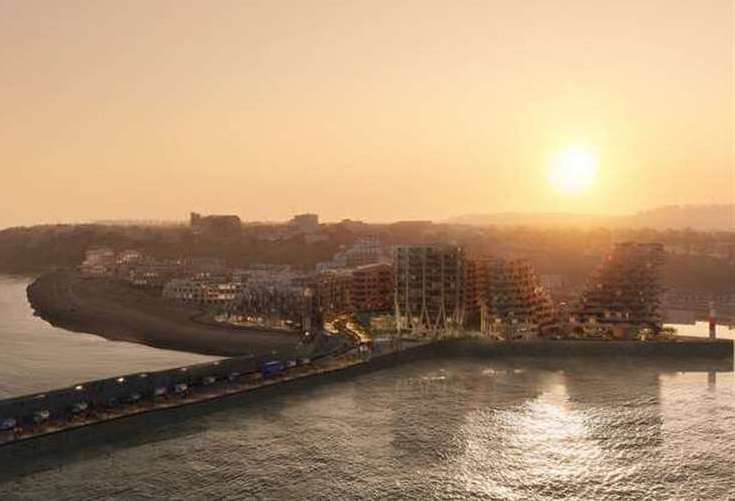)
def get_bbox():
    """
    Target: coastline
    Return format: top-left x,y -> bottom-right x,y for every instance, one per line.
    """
26,270 -> 303,358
